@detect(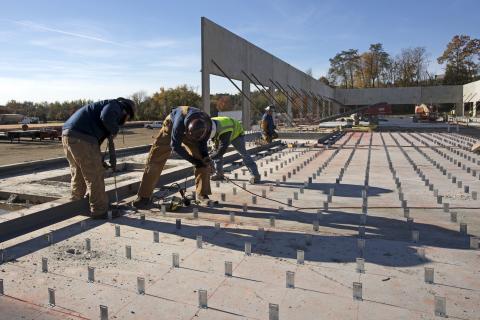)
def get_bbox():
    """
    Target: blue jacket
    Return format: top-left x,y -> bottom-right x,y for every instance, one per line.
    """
262,113 -> 275,134
62,100 -> 124,144
170,106 -> 209,166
